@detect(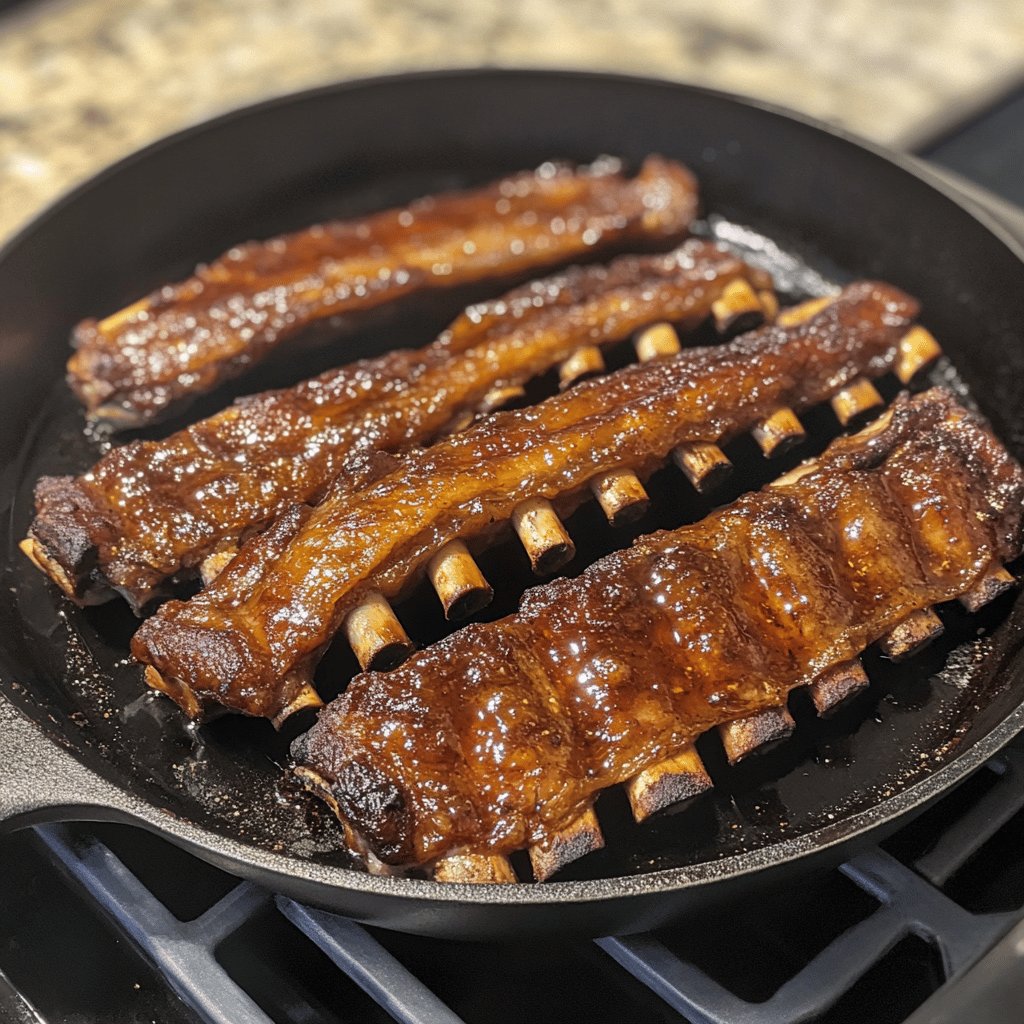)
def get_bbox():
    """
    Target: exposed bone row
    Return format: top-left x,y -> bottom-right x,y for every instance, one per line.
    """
428,558 -> 1014,885
328,295 -> 952,884
344,295 -> 942,682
